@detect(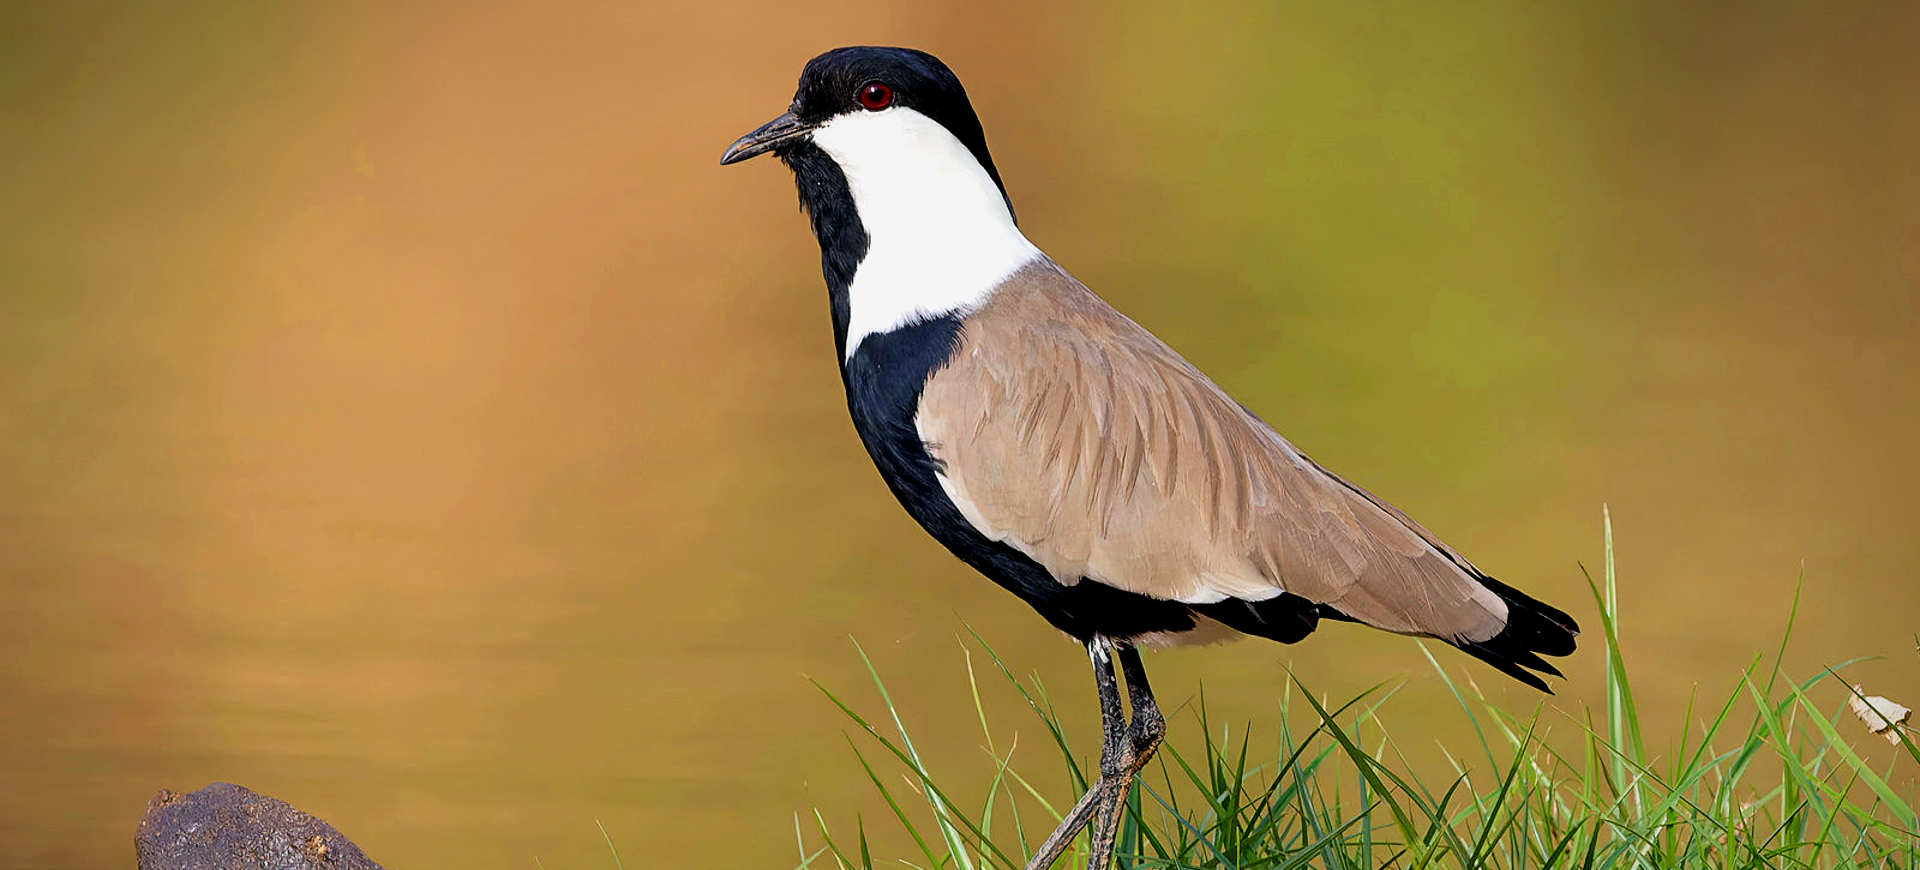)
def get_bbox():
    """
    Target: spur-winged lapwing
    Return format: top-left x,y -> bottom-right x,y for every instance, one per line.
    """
721,46 -> 1579,870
